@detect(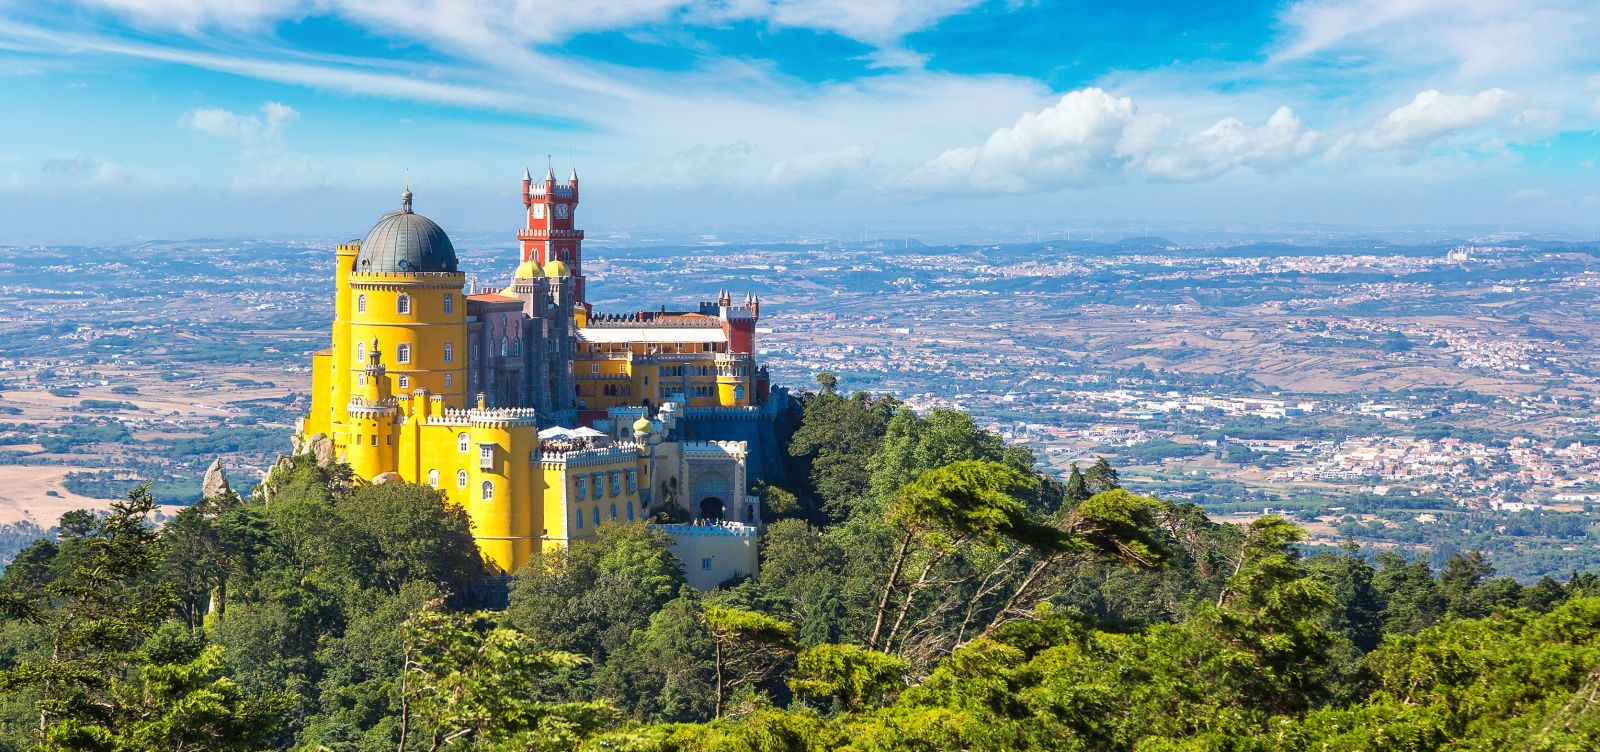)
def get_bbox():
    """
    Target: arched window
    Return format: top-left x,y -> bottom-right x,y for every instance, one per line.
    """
397,375 -> 409,389
397,294 -> 411,314
734,385 -> 745,401
443,293 -> 454,314
427,469 -> 439,487
592,507 -> 601,526
511,339 -> 520,356
456,470 -> 467,488
396,344 -> 410,364
575,509 -> 584,529
443,342 -> 453,363
500,337 -> 508,357
355,341 -> 365,362
608,503 -> 617,520
457,433 -> 469,452
481,480 -> 494,501
357,294 -> 366,314
444,373 -> 453,389
626,502 -> 634,521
